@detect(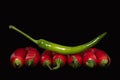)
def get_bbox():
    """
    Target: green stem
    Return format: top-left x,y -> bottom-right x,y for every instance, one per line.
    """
46,64 -> 53,70
100,59 -> 108,67
26,59 -> 34,67
26,54 -> 35,67
44,61 -> 53,70
9,25 -> 37,44
53,59 -> 61,70
86,60 -> 96,68
14,59 -> 22,68
70,56 -> 80,69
